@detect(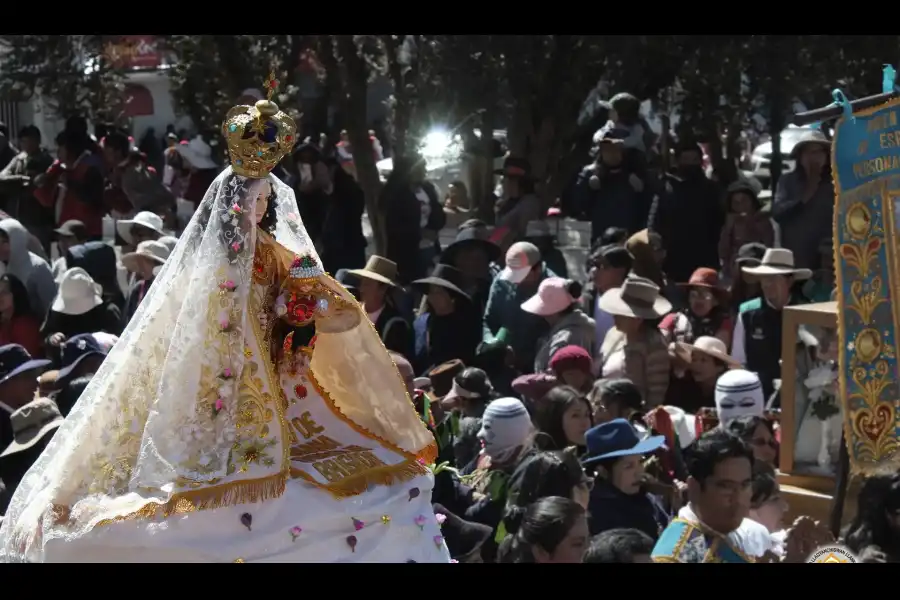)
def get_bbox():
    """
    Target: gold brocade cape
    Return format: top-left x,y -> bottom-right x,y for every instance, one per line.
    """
0,169 -> 435,562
